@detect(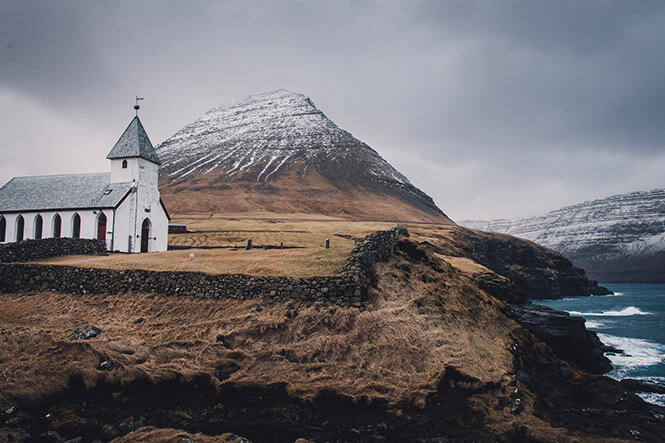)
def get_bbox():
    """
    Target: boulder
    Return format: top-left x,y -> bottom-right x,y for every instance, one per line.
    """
69,325 -> 101,340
